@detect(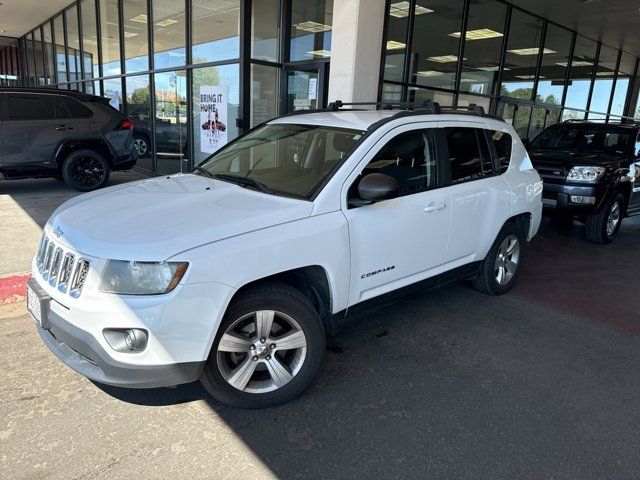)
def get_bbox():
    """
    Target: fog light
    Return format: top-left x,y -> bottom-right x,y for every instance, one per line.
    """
103,328 -> 148,353
569,195 -> 596,205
